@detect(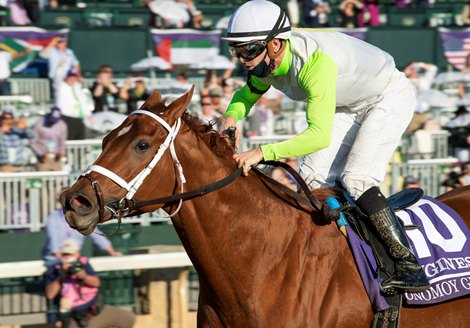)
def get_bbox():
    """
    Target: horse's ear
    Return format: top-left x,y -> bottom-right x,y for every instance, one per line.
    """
164,85 -> 195,123
141,90 -> 163,111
